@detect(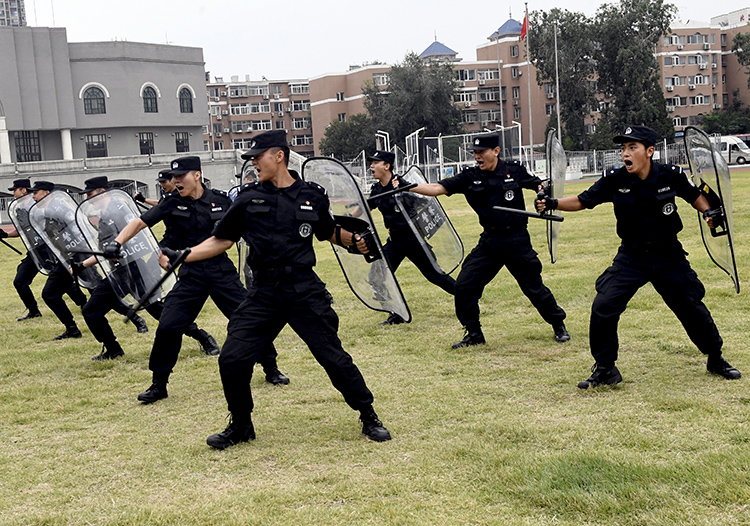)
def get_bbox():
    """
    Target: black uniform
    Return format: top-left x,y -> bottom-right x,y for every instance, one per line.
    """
438,160 -> 566,333
577,162 -> 722,364
42,261 -> 87,331
213,174 -> 375,420
14,254 -> 40,314
369,175 -> 456,295
139,186 -> 248,380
